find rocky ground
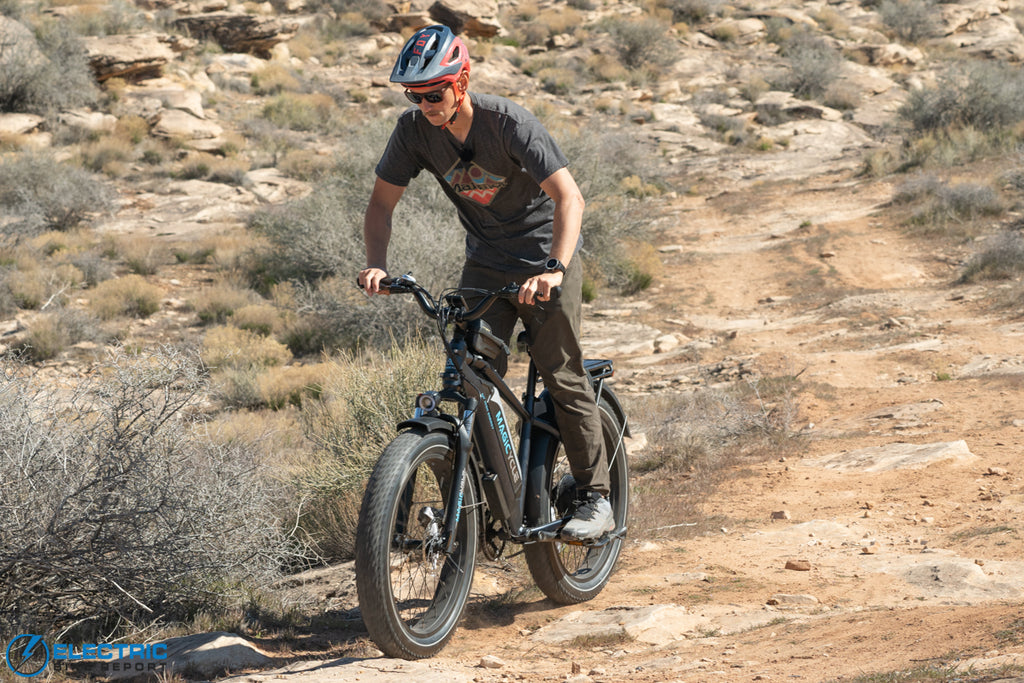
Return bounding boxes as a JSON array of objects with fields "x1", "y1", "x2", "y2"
[
  {"x1": 4, "y1": 1, "x2": 1024, "y2": 681},
  {"x1": 197, "y1": 170, "x2": 1024, "y2": 683}
]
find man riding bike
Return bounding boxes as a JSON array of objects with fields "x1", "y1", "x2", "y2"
[{"x1": 357, "y1": 24, "x2": 612, "y2": 541}]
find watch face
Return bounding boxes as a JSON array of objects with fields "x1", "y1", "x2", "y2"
[{"x1": 545, "y1": 258, "x2": 564, "y2": 272}]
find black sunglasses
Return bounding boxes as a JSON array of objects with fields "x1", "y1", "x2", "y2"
[{"x1": 404, "y1": 83, "x2": 452, "y2": 104}]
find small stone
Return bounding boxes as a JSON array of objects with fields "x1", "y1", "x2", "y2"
[
  {"x1": 480, "y1": 655, "x2": 505, "y2": 669},
  {"x1": 862, "y1": 545, "x2": 879, "y2": 555},
  {"x1": 987, "y1": 467, "x2": 1009, "y2": 476},
  {"x1": 975, "y1": 559, "x2": 985, "y2": 567},
  {"x1": 785, "y1": 559, "x2": 812, "y2": 571},
  {"x1": 571, "y1": 661, "x2": 581, "y2": 675},
  {"x1": 771, "y1": 510, "x2": 791, "y2": 520},
  {"x1": 819, "y1": 251, "x2": 837, "y2": 258}
]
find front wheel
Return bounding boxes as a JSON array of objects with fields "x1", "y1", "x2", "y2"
[
  {"x1": 355, "y1": 431, "x2": 478, "y2": 659},
  {"x1": 524, "y1": 395, "x2": 629, "y2": 604}
]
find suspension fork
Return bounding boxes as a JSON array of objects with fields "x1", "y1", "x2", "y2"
[{"x1": 444, "y1": 397, "x2": 476, "y2": 556}]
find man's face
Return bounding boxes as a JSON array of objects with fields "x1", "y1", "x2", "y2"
[{"x1": 406, "y1": 76, "x2": 464, "y2": 126}]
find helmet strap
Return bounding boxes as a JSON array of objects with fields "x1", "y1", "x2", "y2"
[{"x1": 441, "y1": 73, "x2": 469, "y2": 131}]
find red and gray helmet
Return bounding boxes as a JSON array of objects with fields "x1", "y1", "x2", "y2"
[{"x1": 390, "y1": 25, "x2": 470, "y2": 88}]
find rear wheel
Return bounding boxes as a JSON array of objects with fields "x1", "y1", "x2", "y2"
[
  {"x1": 524, "y1": 395, "x2": 629, "y2": 603},
  {"x1": 355, "y1": 431, "x2": 478, "y2": 659}
]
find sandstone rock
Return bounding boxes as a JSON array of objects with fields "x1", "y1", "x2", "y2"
[
  {"x1": 771, "y1": 510, "x2": 791, "y2": 520},
  {"x1": 83, "y1": 33, "x2": 191, "y2": 82},
  {"x1": 151, "y1": 109, "x2": 223, "y2": 140},
  {"x1": 479, "y1": 655, "x2": 505, "y2": 669},
  {"x1": 767, "y1": 593, "x2": 819, "y2": 605},
  {"x1": 173, "y1": 12, "x2": 297, "y2": 57},
  {"x1": 801, "y1": 440, "x2": 977, "y2": 473},
  {"x1": 945, "y1": 13, "x2": 1024, "y2": 61},
  {"x1": 77, "y1": 632, "x2": 272, "y2": 680},
  {"x1": 58, "y1": 109, "x2": 118, "y2": 133},
  {"x1": 846, "y1": 43, "x2": 924, "y2": 67},
  {"x1": 785, "y1": 559, "x2": 811, "y2": 571},
  {"x1": 0, "y1": 113, "x2": 44, "y2": 136},
  {"x1": 429, "y1": 0, "x2": 503, "y2": 38}
]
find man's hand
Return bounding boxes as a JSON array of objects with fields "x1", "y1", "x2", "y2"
[
  {"x1": 519, "y1": 271, "x2": 563, "y2": 305},
  {"x1": 358, "y1": 267, "x2": 390, "y2": 296}
]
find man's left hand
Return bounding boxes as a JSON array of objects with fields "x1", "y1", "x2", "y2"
[{"x1": 519, "y1": 271, "x2": 563, "y2": 305}]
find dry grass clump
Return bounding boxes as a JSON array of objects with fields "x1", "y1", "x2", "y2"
[
  {"x1": 192, "y1": 280, "x2": 260, "y2": 325},
  {"x1": 257, "y1": 363, "x2": 326, "y2": 410},
  {"x1": 201, "y1": 325, "x2": 292, "y2": 370},
  {"x1": 892, "y1": 174, "x2": 1005, "y2": 237},
  {"x1": 231, "y1": 303, "x2": 284, "y2": 337},
  {"x1": 261, "y1": 92, "x2": 340, "y2": 133},
  {"x1": 14, "y1": 308, "x2": 111, "y2": 362},
  {"x1": 959, "y1": 228, "x2": 1024, "y2": 284},
  {"x1": 294, "y1": 338, "x2": 440, "y2": 560},
  {"x1": 109, "y1": 234, "x2": 168, "y2": 275},
  {"x1": 628, "y1": 373, "x2": 799, "y2": 538},
  {"x1": 87, "y1": 274, "x2": 162, "y2": 319}
]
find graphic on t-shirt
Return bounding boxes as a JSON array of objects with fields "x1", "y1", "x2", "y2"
[{"x1": 444, "y1": 160, "x2": 507, "y2": 206}]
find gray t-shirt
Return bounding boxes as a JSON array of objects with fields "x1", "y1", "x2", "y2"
[{"x1": 375, "y1": 92, "x2": 580, "y2": 273}]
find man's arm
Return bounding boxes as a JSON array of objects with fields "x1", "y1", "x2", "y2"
[
  {"x1": 359, "y1": 177, "x2": 406, "y2": 295},
  {"x1": 519, "y1": 167, "x2": 585, "y2": 305}
]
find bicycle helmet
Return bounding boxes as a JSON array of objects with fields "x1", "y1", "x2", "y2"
[{"x1": 390, "y1": 25, "x2": 470, "y2": 88}]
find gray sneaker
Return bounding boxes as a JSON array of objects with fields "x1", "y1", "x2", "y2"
[{"x1": 561, "y1": 493, "x2": 615, "y2": 541}]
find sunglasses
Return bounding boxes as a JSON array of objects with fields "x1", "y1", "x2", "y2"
[{"x1": 404, "y1": 83, "x2": 452, "y2": 104}]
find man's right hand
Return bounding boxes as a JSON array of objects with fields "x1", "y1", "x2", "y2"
[{"x1": 358, "y1": 267, "x2": 390, "y2": 296}]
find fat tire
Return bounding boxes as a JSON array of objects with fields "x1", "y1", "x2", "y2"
[
  {"x1": 355, "y1": 431, "x2": 478, "y2": 659},
  {"x1": 524, "y1": 395, "x2": 629, "y2": 604}
]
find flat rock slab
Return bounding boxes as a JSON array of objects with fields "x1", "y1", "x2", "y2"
[
  {"x1": 220, "y1": 657, "x2": 473, "y2": 683},
  {"x1": 800, "y1": 440, "x2": 976, "y2": 472},
  {"x1": 860, "y1": 551, "x2": 1024, "y2": 602},
  {"x1": 529, "y1": 604, "x2": 709, "y2": 646}
]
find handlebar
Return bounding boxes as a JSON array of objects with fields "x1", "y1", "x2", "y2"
[{"x1": 357, "y1": 273, "x2": 560, "y2": 322}]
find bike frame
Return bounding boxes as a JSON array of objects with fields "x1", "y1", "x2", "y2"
[{"x1": 383, "y1": 275, "x2": 628, "y2": 551}]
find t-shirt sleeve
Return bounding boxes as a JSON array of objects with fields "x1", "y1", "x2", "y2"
[
  {"x1": 507, "y1": 112, "x2": 569, "y2": 186},
  {"x1": 375, "y1": 117, "x2": 422, "y2": 187}
]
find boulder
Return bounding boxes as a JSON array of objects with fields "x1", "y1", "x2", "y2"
[
  {"x1": 151, "y1": 109, "x2": 223, "y2": 140},
  {"x1": 0, "y1": 113, "x2": 45, "y2": 136},
  {"x1": 429, "y1": 0, "x2": 503, "y2": 38},
  {"x1": 83, "y1": 33, "x2": 195, "y2": 82},
  {"x1": 173, "y1": 12, "x2": 297, "y2": 57}
]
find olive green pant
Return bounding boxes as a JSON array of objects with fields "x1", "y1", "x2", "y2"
[{"x1": 459, "y1": 257, "x2": 610, "y2": 496}]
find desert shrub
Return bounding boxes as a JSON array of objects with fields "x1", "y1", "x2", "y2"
[
  {"x1": 231, "y1": 303, "x2": 282, "y2": 337},
  {"x1": 261, "y1": 92, "x2": 339, "y2": 133},
  {"x1": 0, "y1": 153, "x2": 114, "y2": 233},
  {"x1": 192, "y1": 282, "x2": 258, "y2": 325},
  {"x1": 201, "y1": 325, "x2": 292, "y2": 370},
  {"x1": 296, "y1": 338, "x2": 440, "y2": 560},
  {"x1": 774, "y1": 28, "x2": 843, "y2": 99},
  {"x1": 894, "y1": 174, "x2": 1005, "y2": 234},
  {"x1": 660, "y1": 0, "x2": 723, "y2": 24},
  {"x1": 258, "y1": 364, "x2": 325, "y2": 410},
  {"x1": 629, "y1": 374, "x2": 797, "y2": 537},
  {"x1": 0, "y1": 348, "x2": 292, "y2": 635},
  {"x1": 113, "y1": 234, "x2": 167, "y2": 276},
  {"x1": 899, "y1": 61, "x2": 1024, "y2": 134},
  {"x1": 602, "y1": 16, "x2": 677, "y2": 71},
  {"x1": 247, "y1": 118, "x2": 463, "y2": 349},
  {"x1": 78, "y1": 135, "x2": 136, "y2": 176},
  {"x1": 0, "y1": 17, "x2": 98, "y2": 115},
  {"x1": 960, "y1": 229, "x2": 1024, "y2": 283},
  {"x1": 88, "y1": 274, "x2": 162, "y2": 319},
  {"x1": 878, "y1": 0, "x2": 939, "y2": 44}
]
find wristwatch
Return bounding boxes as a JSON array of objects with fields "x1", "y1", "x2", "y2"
[{"x1": 544, "y1": 257, "x2": 566, "y2": 274}]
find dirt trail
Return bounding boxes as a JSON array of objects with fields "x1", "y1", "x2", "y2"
[{"x1": 227, "y1": 172, "x2": 1024, "y2": 682}]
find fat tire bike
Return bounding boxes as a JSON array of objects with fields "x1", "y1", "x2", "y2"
[{"x1": 354, "y1": 274, "x2": 630, "y2": 659}]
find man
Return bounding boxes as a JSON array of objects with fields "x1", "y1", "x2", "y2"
[{"x1": 357, "y1": 24, "x2": 612, "y2": 541}]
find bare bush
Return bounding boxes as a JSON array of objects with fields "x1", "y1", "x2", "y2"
[
  {"x1": 878, "y1": 0, "x2": 939, "y2": 44},
  {"x1": 899, "y1": 61, "x2": 1024, "y2": 134},
  {"x1": 0, "y1": 16, "x2": 98, "y2": 115},
  {"x1": 603, "y1": 16, "x2": 677, "y2": 71},
  {"x1": 895, "y1": 175, "x2": 1004, "y2": 233},
  {"x1": 0, "y1": 153, "x2": 114, "y2": 234},
  {"x1": 0, "y1": 347, "x2": 294, "y2": 634},
  {"x1": 775, "y1": 29, "x2": 843, "y2": 100},
  {"x1": 960, "y1": 229, "x2": 1024, "y2": 283}
]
